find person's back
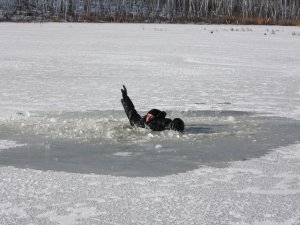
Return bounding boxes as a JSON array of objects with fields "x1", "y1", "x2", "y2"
[{"x1": 121, "y1": 85, "x2": 184, "y2": 132}]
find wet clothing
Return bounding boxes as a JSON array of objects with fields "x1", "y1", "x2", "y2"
[{"x1": 121, "y1": 95, "x2": 173, "y2": 131}]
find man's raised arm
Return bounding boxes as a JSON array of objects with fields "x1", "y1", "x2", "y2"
[{"x1": 121, "y1": 85, "x2": 144, "y2": 128}]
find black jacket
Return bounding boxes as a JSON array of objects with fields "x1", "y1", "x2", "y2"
[{"x1": 121, "y1": 95, "x2": 173, "y2": 131}]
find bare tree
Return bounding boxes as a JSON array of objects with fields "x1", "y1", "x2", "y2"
[{"x1": 0, "y1": 0, "x2": 300, "y2": 22}]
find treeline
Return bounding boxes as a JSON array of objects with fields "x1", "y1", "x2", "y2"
[{"x1": 0, "y1": 0, "x2": 300, "y2": 25}]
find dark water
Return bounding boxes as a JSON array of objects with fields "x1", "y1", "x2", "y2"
[{"x1": 0, "y1": 110, "x2": 299, "y2": 177}]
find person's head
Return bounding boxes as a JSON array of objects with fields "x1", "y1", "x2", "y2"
[
  {"x1": 170, "y1": 118, "x2": 185, "y2": 132},
  {"x1": 145, "y1": 109, "x2": 166, "y2": 123}
]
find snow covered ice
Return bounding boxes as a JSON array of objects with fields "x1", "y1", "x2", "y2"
[{"x1": 0, "y1": 23, "x2": 300, "y2": 224}]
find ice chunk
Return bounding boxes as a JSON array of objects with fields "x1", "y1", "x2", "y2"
[
  {"x1": 0, "y1": 140, "x2": 26, "y2": 151},
  {"x1": 155, "y1": 144, "x2": 163, "y2": 149}
]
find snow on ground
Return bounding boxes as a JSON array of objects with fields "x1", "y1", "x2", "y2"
[{"x1": 0, "y1": 23, "x2": 300, "y2": 224}]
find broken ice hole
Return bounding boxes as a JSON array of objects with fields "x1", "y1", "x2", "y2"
[{"x1": 0, "y1": 110, "x2": 299, "y2": 177}]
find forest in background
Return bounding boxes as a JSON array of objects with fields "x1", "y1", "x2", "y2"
[{"x1": 0, "y1": 0, "x2": 300, "y2": 25}]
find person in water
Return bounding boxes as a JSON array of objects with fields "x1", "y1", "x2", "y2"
[{"x1": 121, "y1": 85, "x2": 184, "y2": 132}]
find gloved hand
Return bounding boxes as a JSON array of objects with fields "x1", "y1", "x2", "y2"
[
  {"x1": 170, "y1": 118, "x2": 185, "y2": 132},
  {"x1": 120, "y1": 85, "x2": 136, "y2": 116},
  {"x1": 121, "y1": 85, "x2": 128, "y2": 99}
]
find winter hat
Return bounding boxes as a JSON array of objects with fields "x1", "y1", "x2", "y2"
[{"x1": 147, "y1": 109, "x2": 166, "y2": 119}]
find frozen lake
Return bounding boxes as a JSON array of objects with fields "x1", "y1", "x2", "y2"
[{"x1": 0, "y1": 23, "x2": 300, "y2": 224}]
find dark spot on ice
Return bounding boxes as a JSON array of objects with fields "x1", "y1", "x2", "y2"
[{"x1": 217, "y1": 102, "x2": 231, "y2": 105}]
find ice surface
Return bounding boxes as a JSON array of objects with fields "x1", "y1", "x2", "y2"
[
  {"x1": 0, "y1": 23, "x2": 300, "y2": 224},
  {"x1": 0, "y1": 23, "x2": 299, "y2": 119}
]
